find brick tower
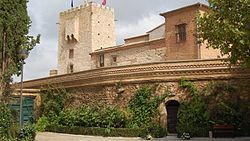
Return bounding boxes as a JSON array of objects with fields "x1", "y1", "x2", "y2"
[{"x1": 57, "y1": 1, "x2": 116, "y2": 74}]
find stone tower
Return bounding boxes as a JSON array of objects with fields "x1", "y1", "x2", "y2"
[{"x1": 57, "y1": 2, "x2": 116, "y2": 74}]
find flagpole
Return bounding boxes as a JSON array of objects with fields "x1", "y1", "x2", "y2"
[{"x1": 71, "y1": 0, "x2": 74, "y2": 8}]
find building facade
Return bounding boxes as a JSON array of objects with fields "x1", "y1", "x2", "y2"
[
  {"x1": 17, "y1": 2, "x2": 250, "y2": 133},
  {"x1": 57, "y1": 2, "x2": 221, "y2": 75},
  {"x1": 57, "y1": 2, "x2": 116, "y2": 74}
]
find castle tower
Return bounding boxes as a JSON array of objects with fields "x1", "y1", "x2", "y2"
[{"x1": 57, "y1": 2, "x2": 116, "y2": 74}]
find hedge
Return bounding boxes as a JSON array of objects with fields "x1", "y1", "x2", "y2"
[
  {"x1": 46, "y1": 125, "x2": 144, "y2": 137},
  {"x1": 46, "y1": 125, "x2": 167, "y2": 138}
]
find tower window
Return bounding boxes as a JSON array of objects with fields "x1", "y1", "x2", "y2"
[
  {"x1": 99, "y1": 54, "x2": 104, "y2": 67},
  {"x1": 111, "y1": 55, "x2": 117, "y2": 66},
  {"x1": 69, "y1": 49, "x2": 74, "y2": 59},
  {"x1": 176, "y1": 23, "x2": 187, "y2": 43},
  {"x1": 112, "y1": 56, "x2": 117, "y2": 63},
  {"x1": 69, "y1": 64, "x2": 74, "y2": 73}
]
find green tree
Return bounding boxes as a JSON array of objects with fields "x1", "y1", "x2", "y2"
[
  {"x1": 0, "y1": 0, "x2": 40, "y2": 97},
  {"x1": 197, "y1": 0, "x2": 250, "y2": 67}
]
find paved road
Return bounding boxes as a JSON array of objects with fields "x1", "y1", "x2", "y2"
[{"x1": 36, "y1": 132, "x2": 250, "y2": 141}]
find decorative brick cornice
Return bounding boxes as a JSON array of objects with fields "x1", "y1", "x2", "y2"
[{"x1": 14, "y1": 59, "x2": 250, "y2": 89}]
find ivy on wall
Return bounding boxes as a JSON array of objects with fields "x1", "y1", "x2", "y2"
[{"x1": 177, "y1": 78, "x2": 250, "y2": 137}]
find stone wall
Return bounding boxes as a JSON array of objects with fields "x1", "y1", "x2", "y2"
[
  {"x1": 91, "y1": 38, "x2": 166, "y2": 68},
  {"x1": 15, "y1": 59, "x2": 250, "y2": 128},
  {"x1": 57, "y1": 2, "x2": 116, "y2": 74},
  {"x1": 65, "y1": 78, "x2": 250, "y2": 128}
]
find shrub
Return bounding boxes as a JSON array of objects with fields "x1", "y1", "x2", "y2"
[
  {"x1": 0, "y1": 103, "x2": 15, "y2": 138},
  {"x1": 39, "y1": 85, "x2": 68, "y2": 117},
  {"x1": 128, "y1": 85, "x2": 167, "y2": 129},
  {"x1": 46, "y1": 125, "x2": 144, "y2": 137},
  {"x1": 35, "y1": 116, "x2": 50, "y2": 132},
  {"x1": 140, "y1": 122, "x2": 167, "y2": 138},
  {"x1": 18, "y1": 123, "x2": 36, "y2": 141},
  {"x1": 177, "y1": 78, "x2": 210, "y2": 137}
]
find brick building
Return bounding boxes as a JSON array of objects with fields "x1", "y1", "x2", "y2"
[
  {"x1": 57, "y1": 2, "x2": 221, "y2": 75},
  {"x1": 16, "y1": 2, "x2": 250, "y2": 133}
]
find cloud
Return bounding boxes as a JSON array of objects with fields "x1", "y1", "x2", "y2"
[{"x1": 116, "y1": 14, "x2": 164, "y2": 44}]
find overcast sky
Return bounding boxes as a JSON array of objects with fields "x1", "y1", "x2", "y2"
[{"x1": 14, "y1": 0, "x2": 208, "y2": 82}]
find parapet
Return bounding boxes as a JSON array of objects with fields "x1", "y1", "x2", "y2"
[{"x1": 59, "y1": 2, "x2": 114, "y2": 16}]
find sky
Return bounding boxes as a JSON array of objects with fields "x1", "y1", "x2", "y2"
[{"x1": 14, "y1": 0, "x2": 208, "y2": 82}]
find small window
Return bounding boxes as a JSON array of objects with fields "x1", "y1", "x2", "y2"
[
  {"x1": 111, "y1": 55, "x2": 117, "y2": 66},
  {"x1": 99, "y1": 54, "x2": 104, "y2": 67},
  {"x1": 69, "y1": 64, "x2": 74, "y2": 73},
  {"x1": 176, "y1": 24, "x2": 187, "y2": 43},
  {"x1": 98, "y1": 33, "x2": 100, "y2": 36},
  {"x1": 67, "y1": 35, "x2": 70, "y2": 41},
  {"x1": 69, "y1": 49, "x2": 74, "y2": 59},
  {"x1": 112, "y1": 56, "x2": 117, "y2": 63}
]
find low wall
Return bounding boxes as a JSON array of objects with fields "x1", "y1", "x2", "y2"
[
  {"x1": 13, "y1": 59, "x2": 250, "y2": 128},
  {"x1": 14, "y1": 59, "x2": 250, "y2": 89}
]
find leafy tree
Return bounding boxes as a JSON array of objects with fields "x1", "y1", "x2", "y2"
[
  {"x1": 0, "y1": 0, "x2": 40, "y2": 97},
  {"x1": 197, "y1": 0, "x2": 250, "y2": 67}
]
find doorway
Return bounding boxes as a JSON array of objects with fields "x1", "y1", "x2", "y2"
[{"x1": 166, "y1": 100, "x2": 180, "y2": 133}]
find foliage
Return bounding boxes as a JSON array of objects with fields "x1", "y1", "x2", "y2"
[
  {"x1": 39, "y1": 85, "x2": 68, "y2": 117},
  {"x1": 46, "y1": 125, "x2": 145, "y2": 137},
  {"x1": 36, "y1": 103, "x2": 127, "y2": 133},
  {"x1": 35, "y1": 116, "x2": 50, "y2": 132},
  {"x1": 18, "y1": 123, "x2": 36, "y2": 141},
  {"x1": 0, "y1": 103, "x2": 35, "y2": 140},
  {"x1": 0, "y1": 0, "x2": 40, "y2": 96},
  {"x1": 0, "y1": 102, "x2": 15, "y2": 138},
  {"x1": 178, "y1": 79, "x2": 250, "y2": 137},
  {"x1": 128, "y1": 85, "x2": 167, "y2": 129},
  {"x1": 197, "y1": 0, "x2": 250, "y2": 67},
  {"x1": 210, "y1": 102, "x2": 242, "y2": 126},
  {"x1": 177, "y1": 78, "x2": 210, "y2": 137},
  {"x1": 140, "y1": 122, "x2": 167, "y2": 138},
  {"x1": 58, "y1": 104, "x2": 127, "y2": 129},
  {"x1": 36, "y1": 85, "x2": 168, "y2": 138},
  {"x1": 203, "y1": 81, "x2": 242, "y2": 127}
]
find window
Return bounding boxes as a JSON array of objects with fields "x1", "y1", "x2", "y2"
[
  {"x1": 111, "y1": 55, "x2": 117, "y2": 66},
  {"x1": 69, "y1": 49, "x2": 74, "y2": 59},
  {"x1": 112, "y1": 56, "x2": 117, "y2": 63},
  {"x1": 176, "y1": 24, "x2": 187, "y2": 43},
  {"x1": 70, "y1": 64, "x2": 74, "y2": 73},
  {"x1": 99, "y1": 54, "x2": 104, "y2": 67}
]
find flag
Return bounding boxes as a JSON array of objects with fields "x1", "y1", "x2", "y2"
[
  {"x1": 71, "y1": 0, "x2": 74, "y2": 8},
  {"x1": 102, "y1": 0, "x2": 106, "y2": 6}
]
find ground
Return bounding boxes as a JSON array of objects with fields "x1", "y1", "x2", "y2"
[{"x1": 36, "y1": 132, "x2": 250, "y2": 141}]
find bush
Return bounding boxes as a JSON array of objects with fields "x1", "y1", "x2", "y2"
[
  {"x1": 35, "y1": 116, "x2": 50, "y2": 132},
  {"x1": 128, "y1": 85, "x2": 167, "y2": 128},
  {"x1": 177, "y1": 79, "x2": 210, "y2": 137},
  {"x1": 46, "y1": 125, "x2": 144, "y2": 137},
  {"x1": 57, "y1": 104, "x2": 127, "y2": 128},
  {"x1": 0, "y1": 103, "x2": 15, "y2": 138},
  {"x1": 18, "y1": 123, "x2": 36, "y2": 141},
  {"x1": 140, "y1": 123, "x2": 167, "y2": 138},
  {"x1": 39, "y1": 85, "x2": 68, "y2": 117}
]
